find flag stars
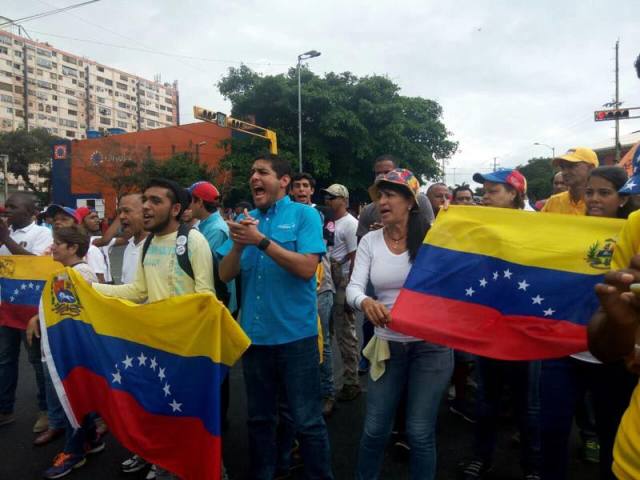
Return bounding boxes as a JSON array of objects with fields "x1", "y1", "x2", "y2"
[
  {"x1": 158, "y1": 367, "x2": 166, "y2": 381},
  {"x1": 122, "y1": 355, "x2": 133, "y2": 369},
  {"x1": 13, "y1": 288, "x2": 18, "y2": 295},
  {"x1": 149, "y1": 357, "x2": 157, "y2": 371},
  {"x1": 543, "y1": 308, "x2": 556, "y2": 317},
  {"x1": 112, "y1": 370, "x2": 122, "y2": 384},
  {"x1": 28, "y1": 282, "x2": 34, "y2": 289},
  {"x1": 163, "y1": 383, "x2": 171, "y2": 397},
  {"x1": 35, "y1": 284, "x2": 41, "y2": 291},
  {"x1": 9, "y1": 296, "x2": 14, "y2": 302},
  {"x1": 20, "y1": 284, "x2": 26, "y2": 290},
  {"x1": 137, "y1": 352, "x2": 147, "y2": 366},
  {"x1": 169, "y1": 399, "x2": 182, "y2": 413},
  {"x1": 479, "y1": 278, "x2": 488, "y2": 287},
  {"x1": 465, "y1": 287, "x2": 475, "y2": 297},
  {"x1": 532, "y1": 295, "x2": 544, "y2": 305},
  {"x1": 492, "y1": 271, "x2": 499, "y2": 281},
  {"x1": 503, "y1": 269, "x2": 513, "y2": 279},
  {"x1": 517, "y1": 280, "x2": 530, "y2": 291}
]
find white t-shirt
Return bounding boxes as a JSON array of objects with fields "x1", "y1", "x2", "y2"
[
  {"x1": 329, "y1": 214, "x2": 358, "y2": 276},
  {"x1": 346, "y1": 228, "x2": 420, "y2": 343},
  {"x1": 90, "y1": 236, "x2": 116, "y2": 282},
  {"x1": 121, "y1": 237, "x2": 145, "y2": 284},
  {"x1": 86, "y1": 244, "x2": 107, "y2": 280},
  {"x1": 0, "y1": 222, "x2": 52, "y2": 255}
]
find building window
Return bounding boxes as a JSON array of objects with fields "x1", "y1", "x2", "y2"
[
  {"x1": 97, "y1": 66, "x2": 104, "y2": 72},
  {"x1": 117, "y1": 121, "x2": 127, "y2": 128},
  {"x1": 104, "y1": 78, "x2": 113, "y2": 86},
  {"x1": 0, "y1": 82, "x2": 12, "y2": 92},
  {"x1": 66, "y1": 130, "x2": 75, "y2": 138},
  {"x1": 99, "y1": 116, "x2": 110, "y2": 125},
  {"x1": 36, "y1": 58, "x2": 52, "y2": 68},
  {"x1": 116, "y1": 82, "x2": 127, "y2": 90},
  {"x1": 62, "y1": 66, "x2": 77, "y2": 77},
  {"x1": 68, "y1": 109, "x2": 77, "y2": 116}
]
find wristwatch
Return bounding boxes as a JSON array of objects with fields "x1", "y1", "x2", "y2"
[{"x1": 257, "y1": 237, "x2": 271, "y2": 251}]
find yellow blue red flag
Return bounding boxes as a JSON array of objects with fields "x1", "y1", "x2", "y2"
[
  {"x1": 0, "y1": 255, "x2": 61, "y2": 329},
  {"x1": 41, "y1": 268, "x2": 251, "y2": 480},
  {"x1": 391, "y1": 206, "x2": 624, "y2": 360}
]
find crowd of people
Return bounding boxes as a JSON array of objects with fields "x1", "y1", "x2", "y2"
[{"x1": 0, "y1": 147, "x2": 640, "y2": 480}]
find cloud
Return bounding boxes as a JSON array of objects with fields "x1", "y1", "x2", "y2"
[{"x1": 6, "y1": 0, "x2": 640, "y2": 187}]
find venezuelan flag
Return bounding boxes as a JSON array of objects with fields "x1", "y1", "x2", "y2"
[
  {"x1": 41, "y1": 268, "x2": 250, "y2": 480},
  {"x1": 391, "y1": 206, "x2": 625, "y2": 360},
  {"x1": 0, "y1": 256, "x2": 61, "y2": 329}
]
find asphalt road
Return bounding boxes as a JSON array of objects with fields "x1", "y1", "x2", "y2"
[{"x1": 0, "y1": 247, "x2": 599, "y2": 479}]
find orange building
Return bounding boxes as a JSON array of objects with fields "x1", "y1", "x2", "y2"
[{"x1": 51, "y1": 122, "x2": 231, "y2": 218}]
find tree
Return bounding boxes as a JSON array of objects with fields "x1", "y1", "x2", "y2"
[
  {"x1": 517, "y1": 157, "x2": 555, "y2": 201},
  {"x1": 0, "y1": 127, "x2": 63, "y2": 201},
  {"x1": 218, "y1": 66, "x2": 458, "y2": 204}
]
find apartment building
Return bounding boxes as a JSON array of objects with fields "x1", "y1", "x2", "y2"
[{"x1": 0, "y1": 29, "x2": 179, "y2": 140}]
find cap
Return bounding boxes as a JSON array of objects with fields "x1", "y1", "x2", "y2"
[
  {"x1": 74, "y1": 206, "x2": 94, "y2": 223},
  {"x1": 619, "y1": 146, "x2": 640, "y2": 195},
  {"x1": 553, "y1": 147, "x2": 599, "y2": 168},
  {"x1": 473, "y1": 168, "x2": 527, "y2": 194},
  {"x1": 368, "y1": 168, "x2": 420, "y2": 202},
  {"x1": 188, "y1": 181, "x2": 220, "y2": 202},
  {"x1": 322, "y1": 184, "x2": 349, "y2": 199},
  {"x1": 45, "y1": 204, "x2": 80, "y2": 223}
]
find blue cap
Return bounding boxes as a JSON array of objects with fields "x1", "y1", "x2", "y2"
[
  {"x1": 45, "y1": 204, "x2": 79, "y2": 223},
  {"x1": 473, "y1": 168, "x2": 527, "y2": 194},
  {"x1": 619, "y1": 146, "x2": 640, "y2": 195}
]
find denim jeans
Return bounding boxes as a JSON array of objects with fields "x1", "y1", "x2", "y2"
[
  {"x1": 0, "y1": 325, "x2": 47, "y2": 413},
  {"x1": 474, "y1": 357, "x2": 541, "y2": 472},
  {"x1": 540, "y1": 357, "x2": 637, "y2": 480},
  {"x1": 43, "y1": 361, "x2": 67, "y2": 430},
  {"x1": 64, "y1": 412, "x2": 98, "y2": 456},
  {"x1": 243, "y1": 336, "x2": 333, "y2": 480},
  {"x1": 356, "y1": 340, "x2": 453, "y2": 480},
  {"x1": 318, "y1": 290, "x2": 335, "y2": 399}
]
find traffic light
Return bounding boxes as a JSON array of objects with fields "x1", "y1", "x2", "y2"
[
  {"x1": 594, "y1": 108, "x2": 630, "y2": 121},
  {"x1": 227, "y1": 118, "x2": 244, "y2": 129},
  {"x1": 193, "y1": 106, "x2": 227, "y2": 127}
]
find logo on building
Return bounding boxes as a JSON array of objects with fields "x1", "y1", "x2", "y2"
[
  {"x1": 53, "y1": 144, "x2": 68, "y2": 160},
  {"x1": 90, "y1": 151, "x2": 103, "y2": 165}
]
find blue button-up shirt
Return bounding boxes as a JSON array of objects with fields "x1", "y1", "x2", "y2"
[
  {"x1": 197, "y1": 211, "x2": 237, "y2": 313},
  {"x1": 218, "y1": 195, "x2": 325, "y2": 345}
]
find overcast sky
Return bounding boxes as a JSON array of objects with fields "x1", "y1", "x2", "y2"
[{"x1": 5, "y1": 0, "x2": 640, "y2": 186}]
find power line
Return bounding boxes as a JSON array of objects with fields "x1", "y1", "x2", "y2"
[
  {"x1": 25, "y1": 29, "x2": 289, "y2": 67},
  {"x1": 0, "y1": 0, "x2": 100, "y2": 27}
]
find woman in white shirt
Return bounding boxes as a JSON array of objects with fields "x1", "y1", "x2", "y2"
[{"x1": 347, "y1": 169, "x2": 453, "y2": 480}]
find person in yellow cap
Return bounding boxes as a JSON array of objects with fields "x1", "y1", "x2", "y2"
[{"x1": 542, "y1": 147, "x2": 599, "y2": 215}]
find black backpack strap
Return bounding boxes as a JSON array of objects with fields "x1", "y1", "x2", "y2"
[
  {"x1": 140, "y1": 233, "x2": 155, "y2": 265},
  {"x1": 176, "y1": 223, "x2": 195, "y2": 280}
]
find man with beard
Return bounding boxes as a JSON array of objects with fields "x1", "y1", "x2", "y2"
[
  {"x1": 0, "y1": 193, "x2": 52, "y2": 432},
  {"x1": 219, "y1": 154, "x2": 333, "y2": 479},
  {"x1": 93, "y1": 179, "x2": 214, "y2": 480}
]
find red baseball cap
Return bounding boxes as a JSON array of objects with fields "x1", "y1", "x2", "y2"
[
  {"x1": 188, "y1": 181, "x2": 220, "y2": 202},
  {"x1": 75, "y1": 206, "x2": 94, "y2": 223}
]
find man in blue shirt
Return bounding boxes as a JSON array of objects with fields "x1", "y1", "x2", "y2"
[{"x1": 219, "y1": 154, "x2": 333, "y2": 480}]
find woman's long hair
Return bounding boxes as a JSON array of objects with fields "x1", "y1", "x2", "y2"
[
  {"x1": 378, "y1": 183, "x2": 429, "y2": 263},
  {"x1": 588, "y1": 166, "x2": 637, "y2": 219}
]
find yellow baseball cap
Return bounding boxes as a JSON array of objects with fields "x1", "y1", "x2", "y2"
[{"x1": 553, "y1": 147, "x2": 599, "y2": 168}]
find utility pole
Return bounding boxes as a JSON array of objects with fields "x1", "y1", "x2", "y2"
[
  {"x1": 615, "y1": 40, "x2": 621, "y2": 162},
  {"x1": 492, "y1": 157, "x2": 499, "y2": 172}
]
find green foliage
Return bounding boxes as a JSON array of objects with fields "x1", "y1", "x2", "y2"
[
  {"x1": 517, "y1": 157, "x2": 556, "y2": 201},
  {"x1": 142, "y1": 153, "x2": 216, "y2": 187},
  {"x1": 217, "y1": 66, "x2": 458, "y2": 204},
  {"x1": 0, "y1": 127, "x2": 63, "y2": 201}
]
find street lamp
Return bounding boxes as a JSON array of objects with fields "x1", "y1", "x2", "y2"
[
  {"x1": 533, "y1": 142, "x2": 556, "y2": 160},
  {"x1": 297, "y1": 49, "x2": 321, "y2": 172}
]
